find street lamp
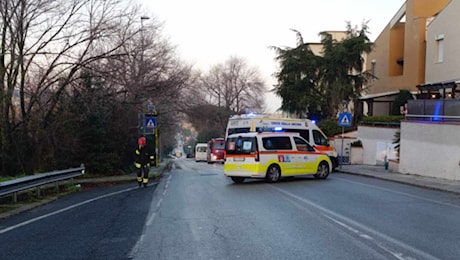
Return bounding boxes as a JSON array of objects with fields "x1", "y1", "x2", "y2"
[
  {"x1": 140, "y1": 16, "x2": 150, "y2": 55},
  {"x1": 139, "y1": 15, "x2": 150, "y2": 100}
]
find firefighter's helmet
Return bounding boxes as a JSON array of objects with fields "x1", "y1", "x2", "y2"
[{"x1": 138, "y1": 137, "x2": 146, "y2": 146}]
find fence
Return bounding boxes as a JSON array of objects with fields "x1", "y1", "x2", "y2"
[
  {"x1": 407, "y1": 99, "x2": 460, "y2": 121},
  {"x1": 0, "y1": 164, "x2": 85, "y2": 203}
]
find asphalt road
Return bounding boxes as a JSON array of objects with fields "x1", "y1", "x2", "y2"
[
  {"x1": 135, "y1": 159, "x2": 460, "y2": 259},
  {"x1": 2, "y1": 158, "x2": 460, "y2": 259},
  {"x1": 0, "y1": 181, "x2": 157, "y2": 259}
]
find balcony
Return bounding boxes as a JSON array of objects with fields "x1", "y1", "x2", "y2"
[{"x1": 406, "y1": 99, "x2": 460, "y2": 121}]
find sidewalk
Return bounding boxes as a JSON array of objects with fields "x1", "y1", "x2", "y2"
[{"x1": 336, "y1": 164, "x2": 460, "y2": 195}]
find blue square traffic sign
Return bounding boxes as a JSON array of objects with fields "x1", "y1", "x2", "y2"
[
  {"x1": 338, "y1": 113, "x2": 352, "y2": 127},
  {"x1": 145, "y1": 117, "x2": 156, "y2": 128}
]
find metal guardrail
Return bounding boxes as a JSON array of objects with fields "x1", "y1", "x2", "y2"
[{"x1": 0, "y1": 164, "x2": 85, "y2": 203}]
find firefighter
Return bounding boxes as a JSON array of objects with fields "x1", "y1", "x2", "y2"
[{"x1": 134, "y1": 136, "x2": 154, "y2": 187}]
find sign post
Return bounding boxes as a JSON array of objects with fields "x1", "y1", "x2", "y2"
[
  {"x1": 142, "y1": 104, "x2": 158, "y2": 167},
  {"x1": 338, "y1": 111, "x2": 352, "y2": 169}
]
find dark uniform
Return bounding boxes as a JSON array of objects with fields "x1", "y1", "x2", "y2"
[{"x1": 134, "y1": 137, "x2": 154, "y2": 187}]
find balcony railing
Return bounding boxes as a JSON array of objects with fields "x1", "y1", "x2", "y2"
[{"x1": 406, "y1": 99, "x2": 460, "y2": 121}]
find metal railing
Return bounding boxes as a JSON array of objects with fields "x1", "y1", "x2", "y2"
[
  {"x1": 407, "y1": 99, "x2": 460, "y2": 121},
  {"x1": 0, "y1": 164, "x2": 85, "y2": 203}
]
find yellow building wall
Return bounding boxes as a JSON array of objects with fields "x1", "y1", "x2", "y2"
[
  {"x1": 365, "y1": 0, "x2": 450, "y2": 96},
  {"x1": 388, "y1": 23, "x2": 405, "y2": 77}
]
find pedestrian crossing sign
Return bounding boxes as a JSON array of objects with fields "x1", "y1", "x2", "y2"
[
  {"x1": 145, "y1": 117, "x2": 156, "y2": 128},
  {"x1": 338, "y1": 112, "x2": 352, "y2": 127}
]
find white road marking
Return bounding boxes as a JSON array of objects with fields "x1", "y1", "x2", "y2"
[
  {"x1": 269, "y1": 185, "x2": 440, "y2": 260},
  {"x1": 129, "y1": 173, "x2": 172, "y2": 258},
  {"x1": 0, "y1": 187, "x2": 137, "y2": 234}
]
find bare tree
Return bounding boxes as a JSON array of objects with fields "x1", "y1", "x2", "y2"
[
  {"x1": 199, "y1": 56, "x2": 266, "y2": 114},
  {"x1": 0, "y1": 0, "x2": 147, "y2": 174}
]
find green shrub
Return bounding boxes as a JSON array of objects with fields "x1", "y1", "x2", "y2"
[
  {"x1": 350, "y1": 140, "x2": 362, "y2": 147},
  {"x1": 317, "y1": 119, "x2": 355, "y2": 137},
  {"x1": 360, "y1": 115, "x2": 404, "y2": 127}
]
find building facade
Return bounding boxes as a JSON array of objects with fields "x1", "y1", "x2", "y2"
[
  {"x1": 361, "y1": 0, "x2": 450, "y2": 116},
  {"x1": 424, "y1": 0, "x2": 460, "y2": 98}
]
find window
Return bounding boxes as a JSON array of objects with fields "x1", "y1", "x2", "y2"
[
  {"x1": 262, "y1": 137, "x2": 292, "y2": 150},
  {"x1": 212, "y1": 141, "x2": 225, "y2": 149},
  {"x1": 226, "y1": 137, "x2": 256, "y2": 154},
  {"x1": 196, "y1": 147, "x2": 207, "y2": 152},
  {"x1": 371, "y1": 59, "x2": 377, "y2": 79},
  {"x1": 312, "y1": 130, "x2": 329, "y2": 146},
  {"x1": 294, "y1": 137, "x2": 315, "y2": 152},
  {"x1": 284, "y1": 129, "x2": 309, "y2": 141},
  {"x1": 227, "y1": 128, "x2": 250, "y2": 136},
  {"x1": 436, "y1": 34, "x2": 444, "y2": 63}
]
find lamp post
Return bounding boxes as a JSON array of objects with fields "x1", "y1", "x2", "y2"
[{"x1": 140, "y1": 16, "x2": 150, "y2": 65}]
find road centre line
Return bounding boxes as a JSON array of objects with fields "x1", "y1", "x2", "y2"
[
  {"x1": 268, "y1": 185, "x2": 439, "y2": 260},
  {"x1": 334, "y1": 176, "x2": 460, "y2": 209},
  {"x1": 0, "y1": 187, "x2": 137, "y2": 234},
  {"x1": 130, "y1": 173, "x2": 172, "y2": 258},
  {"x1": 323, "y1": 214, "x2": 407, "y2": 260}
]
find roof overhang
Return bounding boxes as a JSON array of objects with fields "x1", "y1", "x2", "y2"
[
  {"x1": 390, "y1": 3, "x2": 406, "y2": 28},
  {"x1": 359, "y1": 90, "x2": 400, "y2": 100},
  {"x1": 416, "y1": 80, "x2": 459, "y2": 92}
]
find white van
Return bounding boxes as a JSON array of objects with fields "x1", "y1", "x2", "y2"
[
  {"x1": 195, "y1": 143, "x2": 208, "y2": 162},
  {"x1": 225, "y1": 114, "x2": 339, "y2": 170},
  {"x1": 224, "y1": 132, "x2": 332, "y2": 183}
]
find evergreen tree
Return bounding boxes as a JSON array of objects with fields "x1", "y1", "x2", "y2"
[{"x1": 272, "y1": 23, "x2": 374, "y2": 123}]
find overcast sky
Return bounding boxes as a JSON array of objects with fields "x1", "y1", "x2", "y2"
[{"x1": 138, "y1": 0, "x2": 406, "y2": 113}]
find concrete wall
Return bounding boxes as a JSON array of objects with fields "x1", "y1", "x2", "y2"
[
  {"x1": 357, "y1": 126, "x2": 399, "y2": 165},
  {"x1": 400, "y1": 121, "x2": 460, "y2": 180}
]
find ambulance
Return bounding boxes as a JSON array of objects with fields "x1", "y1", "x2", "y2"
[
  {"x1": 224, "y1": 132, "x2": 332, "y2": 183},
  {"x1": 225, "y1": 114, "x2": 339, "y2": 169}
]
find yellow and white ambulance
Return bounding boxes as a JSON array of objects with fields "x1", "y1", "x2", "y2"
[
  {"x1": 224, "y1": 132, "x2": 332, "y2": 183},
  {"x1": 225, "y1": 114, "x2": 339, "y2": 170}
]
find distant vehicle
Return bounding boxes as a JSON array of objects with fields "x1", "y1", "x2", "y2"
[
  {"x1": 224, "y1": 132, "x2": 332, "y2": 183},
  {"x1": 207, "y1": 138, "x2": 225, "y2": 164},
  {"x1": 225, "y1": 113, "x2": 339, "y2": 170},
  {"x1": 195, "y1": 143, "x2": 208, "y2": 162}
]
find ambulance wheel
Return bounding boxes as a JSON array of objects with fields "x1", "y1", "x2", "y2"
[
  {"x1": 265, "y1": 165, "x2": 281, "y2": 183},
  {"x1": 231, "y1": 177, "x2": 245, "y2": 183},
  {"x1": 314, "y1": 161, "x2": 330, "y2": 179}
]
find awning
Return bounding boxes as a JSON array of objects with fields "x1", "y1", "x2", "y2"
[{"x1": 416, "y1": 80, "x2": 459, "y2": 91}]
